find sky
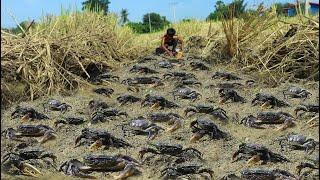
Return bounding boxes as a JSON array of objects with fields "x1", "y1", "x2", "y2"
[{"x1": 1, "y1": 0, "x2": 318, "y2": 28}]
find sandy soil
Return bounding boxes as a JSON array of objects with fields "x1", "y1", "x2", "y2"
[{"x1": 1, "y1": 56, "x2": 319, "y2": 180}]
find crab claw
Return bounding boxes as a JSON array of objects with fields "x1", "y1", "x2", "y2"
[
  {"x1": 114, "y1": 163, "x2": 140, "y2": 180},
  {"x1": 246, "y1": 155, "x2": 261, "y2": 166},
  {"x1": 189, "y1": 132, "x2": 204, "y2": 143},
  {"x1": 89, "y1": 139, "x2": 103, "y2": 151},
  {"x1": 151, "y1": 102, "x2": 161, "y2": 110},
  {"x1": 306, "y1": 115, "x2": 319, "y2": 128},
  {"x1": 166, "y1": 119, "x2": 182, "y2": 133},
  {"x1": 276, "y1": 120, "x2": 295, "y2": 131},
  {"x1": 38, "y1": 131, "x2": 57, "y2": 144},
  {"x1": 21, "y1": 113, "x2": 32, "y2": 122},
  {"x1": 260, "y1": 102, "x2": 272, "y2": 109},
  {"x1": 21, "y1": 162, "x2": 42, "y2": 177},
  {"x1": 218, "y1": 98, "x2": 227, "y2": 105}
]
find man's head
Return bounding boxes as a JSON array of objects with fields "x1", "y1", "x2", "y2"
[{"x1": 166, "y1": 28, "x2": 176, "y2": 37}]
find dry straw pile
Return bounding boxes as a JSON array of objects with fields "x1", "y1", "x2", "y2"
[{"x1": 1, "y1": 12, "x2": 153, "y2": 107}]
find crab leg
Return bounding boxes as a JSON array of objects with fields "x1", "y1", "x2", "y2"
[
  {"x1": 114, "y1": 163, "x2": 139, "y2": 180},
  {"x1": 306, "y1": 115, "x2": 319, "y2": 128},
  {"x1": 21, "y1": 162, "x2": 42, "y2": 177},
  {"x1": 246, "y1": 155, "x2": 261, "y2": 166},
  {"x1": 39, "y1": 131, "x2": 57, "y2": 144},
  {"x1": 167, "y1": 119, "x2": 182, "y2": 133},
  {"x1": 276, "y1": 120, "x2": 295, "y2": 131},
  {"x1": 89, "y1": 139, "x2": 103, "y2": 151},
  {"x1": 189, "y1": 132, "x2": 205, "y2": 143}
]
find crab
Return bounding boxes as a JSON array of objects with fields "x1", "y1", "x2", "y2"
[
  {"x1": 184, "y1": 105, "x2": 228, "y2": 121},
  {"x1": 212, "y1": 71, "x2": 241, "y2": 81},
  {"x1": 11, "y1": 106, "x2": 49, "y2": 122},
  {"x1": 275, "y1": 133, "x2": 318, "y2": 154},
  {"x1": 234, "y1": 169, "x2": 298, "y2": 180},
  {"x1": 90, "y1": 108, "x2": 128, "y2": 123},
  {"x1": 59, "y1": 154, "x2": 140, "y2": 179},
  {"x1": 189, "y1": 118, "x2": 228, "y2": 143},
  {"x1": 296, "y1": 156, "x2": 319, "y2": 176},
  {"x1": 156, "y1": 60, "x2": 174, "y2": 69},
  {"x1": 74, "y1": 128, "x2": 131, "y2": 151},
  {"x1": 160, "y1": 164, "x2": 214, "y2": 180},
  {"x1": 88, "y1": 99, "x2": 109, "y2": 111},
  {"x1": 175, "y1": 79, "x2": 202, "y2": 88},
  {"x1": 42, "y1": 99, "x2": 72, "y2": 113},
  {"x1": 93, "y1": 87, "x2": 114, "y2": 97},
  {"x1": 218, "y1": 88, "x2": 246, "y2": 104},
  {"x1": 206, "y1": 80, "x2": 256, "y2": 90},
  {"x1": 256, "y1": 111, "x2": 295, "y2": 131},
  {"x1": 139, "y1": 142, "x2": 203, "y2": 161},
  {"x1": 251, "y1": 93, "x2": 290, "y2": 108},
  {"x1": 1, "y1": 149, "x2": 56, "y2": 177},
  {"x1": 2, "y1": 125, "x2": 57, "y2": 144},
  {"x1": 294, "y1": 103, "x2": 319, "y2": 117},
  {"x1": 116, "y1": 95, "x2": 141, "y2": 106},
  {"x1": 189, "y1": 61, "x2": 210, "y2": 70},
  {"x1": 172, "y1": 87, "x2": 201, "y2": 101},
  {"x1": 283, "y1": 86, "x2": 312, "y2": 100},
  {"x1": 237, "y1": 114, "x2": 265, "y2": 129},
  {"x1": 90, "y1": 73, "x2": 120, "y2": 85},
  {"x1": 122, "y1": 77, "x2": 164, "y2": 92},
  {"x1": 54, "y1": 117, "x2": 85, "y2": 128},
  {"x1": 163, "y1": 72, "x2": 197, "y2": 81},
  {"x1": 129, "y1": 65, "x2": 158, "y2": 74},
  {"x1": 148, "y1": 112, "x2": 183, "y2": 132},
  {"x1": 232, "y1": 142, "x2": 289, "y2": 165},
  {"x1": 119, "y1": 116, "x2": 164, "y2": 140},
  {"x1": 141, "y1": 94, "x2": 179, "y2": 110}
]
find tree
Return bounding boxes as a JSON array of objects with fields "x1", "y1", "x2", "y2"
[
  {"x1": 206, "y1": 0, "x2": 247, "y2": 21},
  {"x1": 142, "y1": 13, "x2": 170, "y2": 32},
  {"x1": 82, "y1": 0, "x2": 110, "y2": 15},
  {"x1": 126, "y1": 22, "x2": 149, "y2": 33},
  {"x1": 120, "y1": 9, "x2": 129, "y2": 25},
  {"x1": 229, "y1": 0, "x2": 247, "y2": 18}
]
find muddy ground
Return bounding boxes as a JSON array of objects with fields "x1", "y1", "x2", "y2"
[{"x1": 1, "y1": 55, "x2": 319, "y2": 180}]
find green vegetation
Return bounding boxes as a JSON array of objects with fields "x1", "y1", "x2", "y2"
[
  {"x1": 82, "y1": 0, "x2": 110, "y2": 15},
  {"x1": 120, "y1": 9, "x2": 129, "y2": 25},
  {"x1": 127, "y1": 12, "x2": 170, "y2": 33}
]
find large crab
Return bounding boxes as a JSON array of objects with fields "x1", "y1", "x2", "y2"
[
  {"x1": 129, "y1": 65, "x2": 158, "y2": 74},
  {"x1": 275, "y1": 133, "x2": 318, "y2": 154},
  {"x1": 148, "y1": 112, "x2": 183, "y2": 132},
  {"x1": 184, "y1": 105, "x2": 228, "y2": 121},
  {"x1": 232, "y1": 142, "x2": 289, "y2": 165},
  {"x1": 251, "y1": 93, "x2": 290, "y2": 108},
  {"x1": 218, "y1": 88, "x2": 246, "y2": 104},
  {"x1": 117, "y1": 95, "x2": 141, "y2": 106},
  {"x1": 11, "y1": 106, "x2": 49, "y2": 122},
  {"x1": 141, "y1": 94, "x2": 179, "y2": 110},
  {"x1": 222, "y1": 169, "x2": 298, "y2": 180},
  {"x1": 75, "y1": 128, "x2": 131, "y2": 151},
  {"x1": 42, "y1": 99, "x2": 72, "y2": 113},
  {"x1": 139, "y1": 142, "x2": 203, "y2": 162},
  {"x1": 172, "y1": 87, "x2": 201, "y2": 101},
  {"x1": 189, "y1": 61, "x2": 210, "y2": 70},
  {"x1": 93, "y1": 87, "x2": 114, "y2": 97},
  {"x1": 283, "y1": 86, "x2": 312, "y2": 100},
  {"x1": 2, "y1": 148, "x2": 56, "y2": 177},
  {"x1": 212, "y1": 71, "x2": 241, "y2": 81},
  {"x1": 160, "y1": 164, "x2": 214, "y2": 180},
  {"x1": 119, "y1": 116, "x2": 164, "y2": 140},
  {"x1": 189, "y1": 118, "x2": 228, "y2": 143},
  {"x1": 90, "y1": 108, "x2": 128, "y2": 123},
  {"x1": 239, "y1": 111, "x2": 295, "y2": 131},
  {"x1": 2, "y1": 125, "x2": 57, "y2": 144},
  {"x1": 59, "y1": 154, "x2": 141, "y2": 179},
  {"x1": 163, "y1": 72, "x2": 197, "y2": 81}
]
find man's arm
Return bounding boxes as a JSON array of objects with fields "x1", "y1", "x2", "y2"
[
  {"x1": 176, "y1": 36, "x2": 184, "y2": 50},
  {"x1": 161, "y1": 37, "x2": 173, "y2": 56}
]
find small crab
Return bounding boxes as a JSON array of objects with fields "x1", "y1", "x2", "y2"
[
  {"x1": 294, "y1": 103, "x2": 319, "y2": 117},
  {"x1": 54, "y1": 117, "x2": 85, "y2": 128},
  {"x1": 90, "y1": 108, "x2": 128, "y2": 123},
  {"x1": 148, "y1": 112, "x2": 183, "y2": 132},
  {"x1": 212, "y1": 71, "x2": 241, "y2": 81},
  {"x1": 172, "y1": 87, "x2": 201, "y2": 101},
  {"x1": 2, "y1": 148, "x2": 56, "y2": 177},
  {"x1": 275, "y1": 133, "x2": 318, "y2": 154},
  {"x1": 160, "y1": 164, "x2": 214, "y2": 180},
  {"x1": 283, "y1": 86, "x2": 312, "y2": 100},
  {"x1": 255, "y1": 111, "x2": 295, "y2": 131},
  {"x1": 252, "y1": 93, "x2": 290, "y2": 108},
  {"x1": 175, "y1": 79, "x2": 202, "y2": 88},
  {"x1": 236, "y1": 114, "x2": 265, "y2": 129},
  {"x1": 218, "y1": 88, "x2": 246, "y2": 104},
  {"x1": 75, "y1": 128, "x2": 131, "y2": 151},
  {"x1": 296, "y1": 156, "x2": 319, "y2": 176},
  {"x1": 232, "y1": 142, "x2": 289, "y2": 165},
  {"x1": 42, "y1": 99, "x2": 72, "y2": 113},
  {"x1": 91, "y1": 73, "x2": 120, "y2": 84},
  {"x1": 189, "y1": 61, "x2": 210, "y2": 70},
  {"x1": 122, "y1": 77, "x2": 164, "y2": 92},
  {"x1": 141, "y1": 94, "x2": 179, "y2": 110},
  {"x1": 117, "y1": 95, "x2": 141, "y2": 106},
  {"x1": 93, "y1": 87, "x2": 114, "y2": 97},
  {"x1": 88, "y1": 99, "x2": 109, "y2": 111},
  {"x1": 120, "y1": 116, "x2": 164, "y2": 140},
  {"x1": 129, "y1": 65, "x2": 158, "y2": 74},
  {"x1": 139, "y1": 142, "x2": 203, "y2": 161},
  {"x1": 189, "y1": 118, "x2": 228, "y2": 143},
  {"x1": 59, "y1": 154, "x2": 140, "y2": 179},
  {"x1": 206, "y1": 80, "x2": 256, "y2": 90},
  {"x1": 163, "y1": 72, "x2": 197, "y2": 81},
  {"x1": 11, "y1": 106, "x2": 49, "y2": 122},
  {"x1": 184, "y1": 105, "x2": 228, "y2": 121},
  {"x1": 2, "y1": 125, "x2": 57, "y2": 144},
  {"x1": 156, "y1": 60, "x2": 174, "y2": 69},
  {"x1": 239, "y1": 169, "x2": 298, "y2": 180}
]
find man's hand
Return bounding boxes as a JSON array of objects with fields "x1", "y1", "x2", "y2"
[{"x1": 167, "y1": 51, "x2": 174, "y2": 57}]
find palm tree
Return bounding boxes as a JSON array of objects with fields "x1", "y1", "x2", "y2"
[{"x1": 120, "y1": 9, "x2": 129, "y2": 25}]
